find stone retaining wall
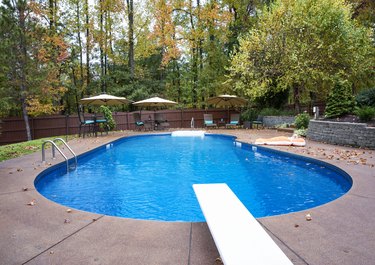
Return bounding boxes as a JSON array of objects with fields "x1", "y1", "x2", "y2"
[
  {"x1": 307, "y1": 120, "x2": 375, "y2": 149},
  {"x1": 263, "y1": 116, "x2": 295, "y2": 127}
]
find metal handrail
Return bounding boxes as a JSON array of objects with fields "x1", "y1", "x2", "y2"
[
  {"x1": 41, "y1": 138, "x2": 77, "y2": 172},
  {"x1": 53, "y1": 138, "x2": 77, "y2": 169},
  {"x1": 42, "y1": 140, "x2": 69, "y2": 171}
]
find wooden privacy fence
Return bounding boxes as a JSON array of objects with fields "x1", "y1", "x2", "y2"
[{"x1": 0, "y1": 109, "x2": 237, "y2": 145}]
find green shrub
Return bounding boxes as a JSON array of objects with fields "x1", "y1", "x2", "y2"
[
  {"x1": 294, "y1": 113, "x2": 310, "y2": 129},
  {"x1": 294, "y1": 128, "x2": 308, "y2": 137},
  {"x1": 100, "y1": 105, "x2": 116, "y2": 131},
  {"x1": 355, "y1": 106, "x2": 375, "y2": 122},
  {"x1": 325, "y1": 79, "x2": 356, "y2": 118},
  {"x1": 356, "y1": 88, "x2": 375, "y2": 107},
  {"x1": 240, "y1": 108, "x2": 259, "y2": 121}
]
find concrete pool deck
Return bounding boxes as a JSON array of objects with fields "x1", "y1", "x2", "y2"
[{"x1": 0, "y1": 129, "x2": 374, "y2": 265}]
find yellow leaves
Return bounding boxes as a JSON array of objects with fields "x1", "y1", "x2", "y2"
[
  {"x1": 35, "y1": 34, "x2": 69, "y2": 64},
  {"x1": 28, "y1": 1, "x2": 45, "y2": 17},
  {"x1": 27, "y1": 97, "x2": 55, "y2": 117},
  {"x1": 26, "y1": 65, "x2": 67, "y2": 117},
  {"x1": 148, "y1": 0, "x2": 233, "y2": 67},
  {"x1": 149, "y1": 0, "x2": 181, "y2": 66}
]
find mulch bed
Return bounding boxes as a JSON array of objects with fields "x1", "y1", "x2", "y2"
[{"x1": 321, "y1": 114, "x2": 375, "y2": 127}]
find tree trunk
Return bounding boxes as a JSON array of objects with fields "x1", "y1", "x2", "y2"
[
  {"x1": 293, "y1": 83, "x2": 301, "y2": 113},
  {"x1": 197, "y1": 0, "x2": 203, "y2": 73},
  {"x1": 49, "y1": 0, "x2": 57, "y2": 30},
  {"x1": 189, "y1": 0, "x2": 198, "y2": 107},
  {"x1": 126, "y1": 0, "x2": 135, "y2": 80},
  {"x1": 99, "y1": 0, "x2": 105, "y2": 93},
  {"x1": 174, "y1": 60, "x2": 181, "y2": 103},
  {"x1": 84, "y1": 0, "x2": 90, "y2": 88},
  {"x1": 76, "y1": 0, "x2": 84, "y2": 88},
  {"x1": 104, "y1": 9, "x2": 109, "y2": 91},
  {"x1": 18, "y1": 3, "x2": 32, "y2": 140},
  {"x1": 192, "y1": 47, "x2": 198, "y2": 108}
]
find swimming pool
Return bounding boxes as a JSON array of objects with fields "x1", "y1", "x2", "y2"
[{"x1": 35, "y1": 133, "x2": 352, "y2": 222}]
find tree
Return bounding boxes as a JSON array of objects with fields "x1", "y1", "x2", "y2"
[
  {"x1": 349, "y1": 0, "x2": 375, "y2": 30},
  {"x1": 325, "y1": 79, "x2": 356, "y2": 118},
  {"x1": 229, "y1": 0, "x2": 374, "y2": 112},
  {"x1": 0, "y1": 1, "x2": 68, "y2": 139}
]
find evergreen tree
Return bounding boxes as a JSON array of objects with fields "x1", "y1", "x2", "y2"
[{"x1": 325, "y1": 79, "x2": 356, "y2": 118}]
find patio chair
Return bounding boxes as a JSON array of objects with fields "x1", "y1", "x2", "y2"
[
  {"x1": 78, "y1": 111, "x2": 95, "y2": 138},
  {"x1": 133, "y1": 113, "x2": 145, "y2": 131},
  {"x1": 252, "y1": 116, "x2": 264, "y2": 129},
  {"x1": 204, "y1": 114, "x2": 217, "y2": 128},
  {"x1": 226, "y1": 114, "x2": 240, "y2": 128},
  {"x1": 155, "y1": 113, "x2": 170, "y2": 130}
]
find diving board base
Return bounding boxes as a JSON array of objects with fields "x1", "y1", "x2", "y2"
[{"x1": 193, "y1": 183, "x2": 293, "y2": 265}]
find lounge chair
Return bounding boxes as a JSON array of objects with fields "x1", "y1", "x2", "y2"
[
  {"x1": 133, "y1": 113, "x2": 145, "y2": 131},
  {"x1": 226, "y1": 114, "x2": 240, "y2": 128},
  {"x1": 204, "y1": 114, "x2": 217, "y2": 128},
  {"x1": 155, "y1": 113, "x2": 170, "y2": 130}
]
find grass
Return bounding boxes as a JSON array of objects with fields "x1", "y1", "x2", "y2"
[{"x1": 0, "y1": 135, "x2": 75, "y2": 162}]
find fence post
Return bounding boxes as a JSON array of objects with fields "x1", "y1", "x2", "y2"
[{"x1": 65, "y1": 114, "x2": 69, "y2": 142}]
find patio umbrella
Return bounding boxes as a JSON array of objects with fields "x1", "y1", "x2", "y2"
[
  {"x1": 80, "y1": 93, "x2": 132, "y2": 106},
  {"x1": 79, "y1": 93, "x2": 132, "y2": 130},
  {"x1": 206, "y1": 94, "x2": 247, "y2": 108},
  {"x1": 206, "y1": 94, "x2": 248, "y2": 122},
  {"x1": 132, "y1": 96, "x2": 178, "y2": 108},
  {"x1": 133, "y1": 97, "x2": 178, "y2": 129}
]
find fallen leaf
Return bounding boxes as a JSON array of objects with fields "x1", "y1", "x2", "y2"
[
  {"x1": 27, "y1": 199, "x2": 36, "y2": 206},
  {"x1": 305, "y1": 213, "x2": 312, "y2": 221}
]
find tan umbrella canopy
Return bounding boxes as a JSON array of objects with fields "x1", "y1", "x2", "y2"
[
  {"x1": 132, "y1": 97, "x2": 178, "y2": 108},
  {"x1": 206, "y1": 94, "x2": 247, "y2": 107},
  {"x1": 80, "y1": 93, "x2": 132, "y2": 106}
]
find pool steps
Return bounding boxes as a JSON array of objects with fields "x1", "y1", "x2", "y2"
[
  {"x1": 193, "y1": 183, "x2": 293, "y2": 265},
  {"x1": 42, "y1": 138, "x2": 77, "y2": 172}
]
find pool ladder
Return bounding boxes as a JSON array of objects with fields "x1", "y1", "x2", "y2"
[{"x1": 42, "y1": 138, "x2": 77, "y2": 172}]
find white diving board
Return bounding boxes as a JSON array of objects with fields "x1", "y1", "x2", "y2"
[{"x1": 193, "y1": 183, "x2": 294, "y2": 265}]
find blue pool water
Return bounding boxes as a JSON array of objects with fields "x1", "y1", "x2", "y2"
[{"x1": 35, "y1": 134, "x2": 352, "y2": 222}]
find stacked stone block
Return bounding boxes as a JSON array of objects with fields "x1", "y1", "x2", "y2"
[
  {"x1": 262, "y1": 116, "x2": 295, "y2": 128},
  {"x1": 307, "y1": 120, "x2": 375, "y2": 149}
]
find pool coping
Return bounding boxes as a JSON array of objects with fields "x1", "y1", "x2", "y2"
[{"x1": 1, "y1": 129, "x2": 374, "y2": 265}]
